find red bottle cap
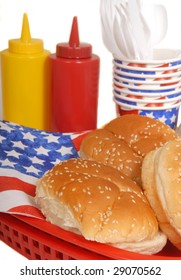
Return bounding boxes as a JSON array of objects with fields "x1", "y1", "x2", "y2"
[{"x1": 56, "y1": 16, "x2": 92, "y2": 59}]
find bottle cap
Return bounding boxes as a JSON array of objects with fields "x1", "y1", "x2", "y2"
[
  {"x1": 9, "y1": 13, "x2": 44, "y2": 54},
  {"x1": 56, "y1": 16, "x2": 92, "y2": 59}
]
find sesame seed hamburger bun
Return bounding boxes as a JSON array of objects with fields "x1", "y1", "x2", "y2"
[
  {"x1": 35, "y1": 158, "x2": 167, "y2": 255},
  {"x1": 80, "y1": 115, "x2": 178, "y2": 185},
  {"x1": 142, "y1": 139, "x2": 181, "y2": 250}
]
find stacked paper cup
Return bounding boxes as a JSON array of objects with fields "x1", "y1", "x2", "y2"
[{"x1": 113, "y1": 49, "x2": 181, "y2": 128}]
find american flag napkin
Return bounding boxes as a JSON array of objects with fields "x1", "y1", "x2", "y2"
[{"x1": 0, "y1": 120, "x2": 87, "y2": 218}]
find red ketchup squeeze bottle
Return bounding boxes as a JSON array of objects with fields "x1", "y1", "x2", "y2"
[{"x1": 49, "y1": 16, "x2": 100, "y2": 132}]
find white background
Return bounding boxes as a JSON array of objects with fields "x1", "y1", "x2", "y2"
[{"x1": 0, "y1": 0, "x2": 181, "y2": 264}]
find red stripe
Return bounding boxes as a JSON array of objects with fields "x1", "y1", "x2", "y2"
[
  {"x1": 72, "y1": 132, "x2": 90, "y2": 151},
  {"x1": 0, "y1": 176, "x2": 36, "y2": 196},
  {"x1": 7, "y1": 205, "x2": 45, "y2": 219}
]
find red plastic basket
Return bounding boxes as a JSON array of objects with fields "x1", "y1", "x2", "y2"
[
  {"x1": 0, "y1": 213, "x2": 108, "y2": 260},
  {"x1": 0, "y1": 212, "x2": 181, "y2": 260}
]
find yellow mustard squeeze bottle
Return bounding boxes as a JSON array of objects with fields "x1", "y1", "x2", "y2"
[{"x1": 1, "y1": 13, "x2": 50, "y2": 130}]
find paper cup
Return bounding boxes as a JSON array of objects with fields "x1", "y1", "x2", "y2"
[
  {"x1": 113, "y1": 78, "x2": 181, "y2": 93},
  {"x1": 113, "y1": 95, "x2": 181, "y2": 110},
  {"x1": 114, "y1": 48, "x2": 181, "y2": 67},
  {"x1": 113, "y1": 67, "x2": 181, "y2": 80},
  {"x1": 112, "y1": 49, "x2": 181, "y2": 128},
  {"x1": 115, "y1": 100, "x2": 180, "y2": 129},
  {"x1": 114, "y1": 66, "x2": 181, "y2": 76},
  {"x1": 113, "y1": 91, "x2": 181, "y2": 105},
  {"x1": 114, "y1": 72, "x2": 181, "y2": 85},
  {"x1": 114, "y1": 95, "x2": 181, "y2": 108},
  {"x1": 113, "y1": 84, "x2": 181, "y2": 98},
  {"x1": 113, "y1": 60, "x2": 181, "y2": 74}
]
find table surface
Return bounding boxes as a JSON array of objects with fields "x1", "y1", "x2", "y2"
[{"x1": 0, "y1": 240, "x2": 27, "y2": 261}]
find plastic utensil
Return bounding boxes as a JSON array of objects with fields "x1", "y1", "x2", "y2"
[
  {"x1": 114, "y1": 2, "x2": 138, "y2": 59},
  {"x1": 100, "y1": 0, "x2": 168, "y2": 60},
  {"x1": 100, "y1": 0, "x2": 121, "y2": 56},
  {"x1": 113, "y1": 12, "x2": 130, "y2": 58},
  {"x1": 127, "y1": 0, "x2": 149, "y2": 59},
  {"x1": 153, "y1": 4, "x2": 168, "y2": 45},
  {"x1": 138, "y1": 1, "x2": 168, "y2": 46}
]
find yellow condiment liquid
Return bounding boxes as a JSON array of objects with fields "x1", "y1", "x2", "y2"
[{"x1": 1, "y1": 13, "x2": 50, "y2": 130}]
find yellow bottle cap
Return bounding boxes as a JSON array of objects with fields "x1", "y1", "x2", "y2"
[{"x1": 9, "y1": 13, "x2": 44, "y2": 54}]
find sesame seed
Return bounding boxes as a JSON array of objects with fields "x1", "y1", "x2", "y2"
[
  {"x1": 167, "y1": 168, "x2": 173, "y2": 171},
  {"x1": 112, "y1": 220, "x2": 118, "y2": 224}
]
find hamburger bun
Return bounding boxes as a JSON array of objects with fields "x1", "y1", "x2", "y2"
[
  {"x1": 35, "y1": 158, "x2": 167, "y2": 255},
  {"x1": 80, "y1": 115, "x2": 178, "y2": 185},
  {"x1": 142, "y1": 139, "x2": 181, "y2": 250}
]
